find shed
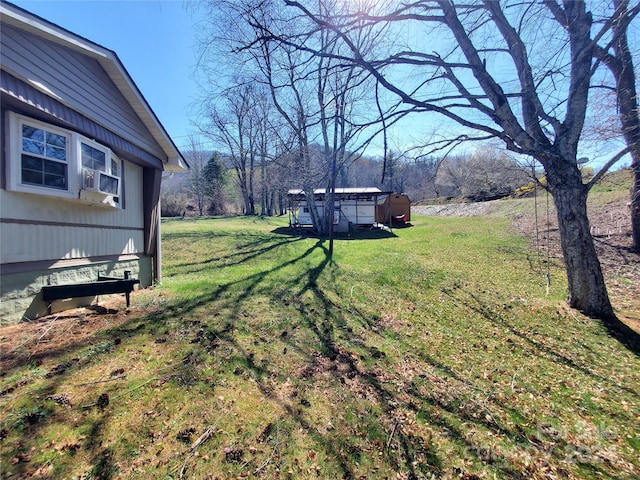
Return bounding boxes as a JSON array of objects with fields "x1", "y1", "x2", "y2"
[
  {"x1": 375, "y1": 193, "x2": 412, "y2": 224},
  {"x1": 0, "y1": 1, "x2": 189, "y2": 324}
]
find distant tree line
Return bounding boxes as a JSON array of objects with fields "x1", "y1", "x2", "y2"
[{"x1": 161, "y1": 142, "x2": 535, "y2": 217}]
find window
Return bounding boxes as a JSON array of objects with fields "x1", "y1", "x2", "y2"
[
  {"x1": 20, "y1": 124, "x2": 68, "y2": 190},
  {"x1": 7, "y1": 113, "x2": 122, "y2": 207},
  {"x1": 80, "y1": 140, "x2": 120, "y2": 197},
  {"x1": 81, "y1": 142, "x2": 106, "y2": 171}
]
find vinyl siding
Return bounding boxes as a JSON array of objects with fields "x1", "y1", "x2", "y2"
[
  {"x1": 0, "y1": 23, "x2": 166, "y2": 160},
  {"x1": 0, "y1": 223, "x2": 143, "y2": 263},
  {"x1": 0, "y1": 161, "x2": 145, "y2": 264}
]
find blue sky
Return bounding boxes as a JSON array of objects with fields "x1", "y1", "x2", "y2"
[
  {"x1": 11, "y1": 0, "x2": 207, "y2": 152},
  {"x1": 8, "y1": 1, "x2": 631, "y2": 170}
]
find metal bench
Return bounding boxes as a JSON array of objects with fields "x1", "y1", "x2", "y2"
[{"x1": 41, "y1": 271, "x2": 140, "y2": 312}]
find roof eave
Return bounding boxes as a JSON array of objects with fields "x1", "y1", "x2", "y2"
[
  {"x1": 0, "y1": 1, "x2": 189, "y2": 172},
  {"x1": 165, "y1": 156, "x2": 190, "y2": 172}
]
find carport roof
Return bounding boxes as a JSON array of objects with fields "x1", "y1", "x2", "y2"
[{"x1": 288, "y1": 187, "x2": 385, "y2": 195}]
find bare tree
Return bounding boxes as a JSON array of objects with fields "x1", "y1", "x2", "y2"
[
  {"x1": 273, "y1": 0, "x2": 639, "y2": 321},
  {"x1": 160, "y1": 189, "x2": 189, "y2": 217},
  {"x1": 591, "y1": 0, "x2": 639, "y2": 251},
  {"x1": 204, "y1": 84, "x2": 265, "y2": 215},
  {"x1": 254, "y1": 92, "x2": 277, "y2": 216},
  {"x1": 184, "y1": 137, "x2": 213, "y2": 216},
  {"x1": 380, "y1": 150, "x2": 404, "y2": 193},
  {"x1": 200, "y1": 0, "x2": 398, "y2": 237},
  {"x1": 260, "y1": 132, "x2": 299, "y2": 216},
  {"x1": 436, "y1": 154, "x2": 472, "y2": 198},
  {"x1": 458, "y1": 148, "x2": 530, "y2": 201}
]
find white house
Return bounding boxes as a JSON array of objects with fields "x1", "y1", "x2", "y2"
[{"x1": 0, "y1": 1, "x2": 188, "y2": 324}]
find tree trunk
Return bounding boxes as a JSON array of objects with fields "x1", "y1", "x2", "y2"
[
  {"x1": 611, "y1": 6, "x2": 640, "y2": 251},
  {"x1": 593, "y1": 0, "x2": 640, "y2": 250},
  {"x1": 248, "y1": 157, "x2": 256, "y2": 216},
  {"x1": 304, "y1": 188, "x2": 324, "y2": 235},
  {"x1": 633, "y1": 166, "x2": 640, "y2": 251},
  {"x1": 546, "y1": 162, "x2": 615, "y2": 320},
  {"x1": 238, "y1": 176, "x2": 254, "y2": 216},
  {"x1": 613, "y1": 36, "x2": 640, "y2": 251},
  {"x1": 610, "y1": 0, "x2": 640, "y2": 250},
  {"x1": 260, "y1": 157, "x2": 267, "y2": 215},
  {"x1": 197, "y1": 191, "x2": 204, "y2": 217}
]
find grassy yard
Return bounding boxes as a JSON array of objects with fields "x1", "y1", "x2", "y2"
[{"x1": 1, "y1": 213, "x2": 639, "y2": 479}]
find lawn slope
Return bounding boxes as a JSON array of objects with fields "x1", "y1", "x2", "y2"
[{"x1": 1, "y1": 214, "x2": 639, "y2": 479}]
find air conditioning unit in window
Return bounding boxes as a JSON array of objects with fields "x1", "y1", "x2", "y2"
[{"x1": 81, "y1": 168, "x2": 119, "y2": 196}]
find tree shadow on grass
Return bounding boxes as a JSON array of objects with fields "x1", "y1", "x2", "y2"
[
  {"x1": 266, "y1": 244, "x2": 595, "y2": 478},
  {"x1": 5, "y1": 225, "x2": 631, "y2": 479},
  {"x1": 149, "y1": 235, "x2": 449, "y2": 477},
  {"x1": 165, "y1": 235, "x2": 305, "y2": 277},
  {"x1": 211, "y1": 240, "x2": 448, "y2": 478},
  {"x1": 440, "y1": 284, "x2": 640, "y2": 397},
  {"x1": 271, "y1": 226, "x2": 398, "y2": 240},
  {"x1": 0, "y1": 321, "x2": 128, "y2": 479},
  {"x1": 601, "y1": 319, "x2": 640, "y2": 358}
]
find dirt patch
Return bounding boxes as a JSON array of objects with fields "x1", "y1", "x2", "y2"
[{"x1": 0, "y1": 296, "x2": 152, "y2": 372}]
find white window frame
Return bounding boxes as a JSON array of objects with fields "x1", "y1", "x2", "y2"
[
  {"x1": 6, "y1": 112, "x2": 121, "y2": 208},
  {"x1": 79, "y1": 137, "x2": 121, "y2": 197},
  {"x1": 6, "y1": 112, "x2": 77, "y2": 199}
]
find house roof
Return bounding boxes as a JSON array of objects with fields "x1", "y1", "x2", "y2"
[{"x1": 0, "y1": 1, "x2": 188, "y2": 172}]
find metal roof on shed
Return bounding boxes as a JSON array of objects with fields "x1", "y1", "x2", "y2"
[{"x1": 288, "y1": 188, "x2": 384, "y2": 195}]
